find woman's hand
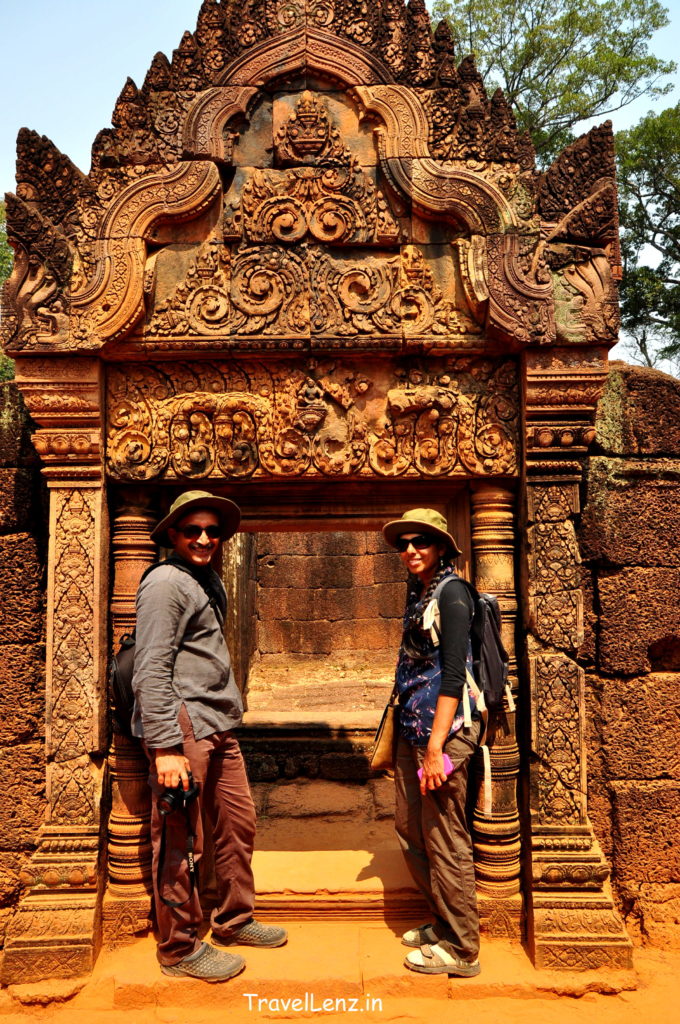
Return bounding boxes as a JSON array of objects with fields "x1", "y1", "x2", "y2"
[{"x1": 419, "y1": 747, "x2": 449, "y2": 794}]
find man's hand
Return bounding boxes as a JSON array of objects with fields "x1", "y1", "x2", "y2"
[{"x1": 153, "y1": 749, "x2": 192, "y2": 790}]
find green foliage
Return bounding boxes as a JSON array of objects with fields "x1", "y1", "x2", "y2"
[
  {"x1": 431, "y1": 0, "x2": 675, "y2": 163},
  {"x1": 0, "y1": 202, "x2": 14, "y2": 382},
  {"x1": 617, "y1": 103, "x2": 680, "y2": 368}
]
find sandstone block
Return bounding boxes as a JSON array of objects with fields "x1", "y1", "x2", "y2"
[
  {"x1": 256, "y1": 619, "x2": 332, "y2": 656},
  {"x1": 0, "y1": 742, "x2": 45, "y2": 848},
  {"x1": 257, "y1": 582, "x2": 403, "y2": 623},
  {"x1": 0, "y1": 385, "x2": 31, "y2": 468},
  {"x1": 328, "y1": 618, "x2": 402, "y2": 652},
  {"x1": 610, "y1": 780, "x2": 680, "y2": 884},
  {"x1": 265, "y1": 779, "x2": 370, "y2": 818},
  {"x1": 0, "y1": 644, "x2": 45, "y2": 745},
  {"x1": 597, "y1": 363, "x2": 680, "y2": 456},
  {"x1": 0, "y1": 535, "x2": 43, "y2": 644},
  {"x1": 372, "y1": 552, "x2": 407, "y2": 584},
  {"x1": 580, "y1": 458, "x2": 680, "y2": 567},
  {"x1": 629, "y1": 882, "x2": 680, "y2": 947},
  {"x1": 0, "y1": 851, "x2": 22, "y2": 905},
  {"x1": 597, "y1": 568, "x2": 680, "y2": 675},
  {"x1": 0, "y1": 468, "x2": 34, "y2": 534},
  {"x1": 257, "y1": 532, "x2": 376, "y2": 557},
  {"x1": 319, "y1": 752, "x2": 370, "y2": 781},
  {"x1": 256, "y1": 554, "x2": 373, "y2": 589},
  {"x1": 594, "y1": 673, "x2": 680, "y2": 781}
]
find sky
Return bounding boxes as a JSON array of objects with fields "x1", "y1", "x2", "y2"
[
  {"x1": 2, "y1": 0, "x2": 679, "y2": 365},
  {"x1": 2, "y1": 0, "x2": 679, "y2": 195}
]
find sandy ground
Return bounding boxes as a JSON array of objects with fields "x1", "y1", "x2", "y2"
[{"x1": 1, "y1": 929, "x2": 679, "y2": 1024}]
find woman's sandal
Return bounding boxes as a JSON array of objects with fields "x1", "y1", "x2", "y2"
[
  {"x1": 401, "y1": 923, "x2": 439, "y2": 947},
  {"x1": 404, "y1": 943, "x2": 481, "y2": 977}
]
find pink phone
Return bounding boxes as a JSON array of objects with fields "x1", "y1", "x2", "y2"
[{"x1": 418, "y1": 753, "x2": 455, "y2": 780}]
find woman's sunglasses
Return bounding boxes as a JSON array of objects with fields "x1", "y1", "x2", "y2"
[
  {"x1": 395, "y1": 534, "x2": 436, "y2": 553},
  {"x1": 176, "y1": 524, "x2": 222, "y2": 540}
]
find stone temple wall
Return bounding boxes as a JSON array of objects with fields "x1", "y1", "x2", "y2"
[
  {"x1": 0, "y1": 384, "x2": 47, "y2": 948},
  {"x1": 579, "y1": 362, "x2": 680, "y2": 947},
  {"x1": 247, "y1": 531, "x2": 402, "y2": 712}
]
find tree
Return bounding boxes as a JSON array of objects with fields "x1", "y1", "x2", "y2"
[
  {"x1": 617, "y1": 103, "x2": 680, "y2": 371},
  {"x1": 431, "y1": 0, "x2": 675, "y2": 163},
  {"x1": 0, "y1": 202, "x2": 14, "y2": 383}
]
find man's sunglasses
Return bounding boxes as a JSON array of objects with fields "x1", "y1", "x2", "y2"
[
  {"x1": 395, "y1": 534, "x2": 437, "y2": 552},
  {"x1": 176, "y1": 524, "x2": 222, "y2": 540}
]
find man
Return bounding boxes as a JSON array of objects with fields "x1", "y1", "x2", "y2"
[{"x1": 132, "y1": 489, "x2": 287, "y2": 982}]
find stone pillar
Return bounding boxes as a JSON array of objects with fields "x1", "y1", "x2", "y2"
[
  {"x1": 102, "y1": 491, "x2": 157, "y2": 945},
  {"x1": 523, "y1": 348, "x2": 633, "y2": 970},
  {"x1": 470, "y1": 483, "x2": 522, "y2": 935},
  {"x1": 1, "y1": 482, "x2": 108, "y2": 980},
  {"x1": 1, "y1": 360, "x2": 109, "y2": 984}
]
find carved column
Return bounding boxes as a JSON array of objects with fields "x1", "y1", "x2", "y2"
[
  {"x1": 470, "y1": 483, "x2": 522, "y2": 935},
  {"x1": 1, "y1": 359, "x2": 110, "y2": 982},
  {"x1": 523, "y1": 349, "x2": 633, "y2": 969},
  {"x1": 101, "y1": 491, "x2": 157, "y2": 945}
]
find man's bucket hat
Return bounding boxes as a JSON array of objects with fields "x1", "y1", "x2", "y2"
[
  {"x1": 151, "y1": 490, "x2": 241, "y2": 547},
  {"x1": 382, "y1": 507, "x2": 462, "y2": 557}
]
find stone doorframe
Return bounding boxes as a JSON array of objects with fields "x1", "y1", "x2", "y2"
[{"x1": 1, "y1": 3, "x2": 632, "y2": 980}]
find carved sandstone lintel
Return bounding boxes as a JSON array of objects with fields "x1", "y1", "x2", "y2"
[{"x1": 106, "y1": 357, "x2": 519, "y2": 482}]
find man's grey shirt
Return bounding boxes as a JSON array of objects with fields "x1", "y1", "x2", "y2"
[{"x1": 131, "y1": 563, "x2": 244, "y2": 748}]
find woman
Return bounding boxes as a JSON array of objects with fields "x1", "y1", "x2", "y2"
[{"x1": 382, "y1": 507, "x2": 481, "y2": 978}]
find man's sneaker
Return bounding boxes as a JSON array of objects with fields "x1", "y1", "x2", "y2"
[
  {"x1": 160, "y1": 942, "x2": 245, "y2": 982},
  {"x1": 213, "y1": 919, "x2": 288, "y2": 948}
]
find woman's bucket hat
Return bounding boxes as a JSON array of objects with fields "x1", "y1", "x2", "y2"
[
  {"x1": 151, "y1": 490, "x2": 241, "y2": 547},
  {"x1": 382, "y1": 507, "x2": 462, "y2": 557}
]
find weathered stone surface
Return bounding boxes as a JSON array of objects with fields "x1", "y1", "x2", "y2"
[
  {"x1": 0, "y1": 644, "x2": 44, "y2": 745},
  {"x1": 597, "y1": 363, "x2": 680, "y2": 456},
  {"x1": 257, "y1": 555, "x2": 375, "y2": 590},
  {"x1": 0, "y1": 469, "x2": 34, "y2": 534},
  {"x1": 0, "y1": 742, "x2": 45, "y2": 848},
  {"x1": 584, "y1": 676, "x2": 614, "y2": 861},
  {"x1": 0, "y1": 535, "x2": 43, "y2": 644},
  {"x1": 610, "y1": 780, "x2": 680, "y2": 884},
  {"x1": 594, "y1": 673, "x2": 680, "y2": 782},
  {"x1": 259, "y1": 532, "x2": 391, "y2": 557},
  {"x1": 257, "y1": 582, "x2": 403, "y2": 622},
  {"x1": 580, "y1": 458, "x2": 680, "y2": 567},
  {"x1": 0, "y1": 386, "x2": 32, "y2": 468},
  {"x1": 597, "y1": 568, "x2": 680, "y2": 675},
  {"x1": 624, "y1": 882, "x2": 680, "y2": 946},
  {"x1": 264, "y1": 780, "x2": 370, "y2": 818}
]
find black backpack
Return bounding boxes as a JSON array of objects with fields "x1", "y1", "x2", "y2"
[
  {"x1": 431, "y1": 575, "x2": 511, "y2": 713},
  {"x1": 109, "y1": 560, "x2": 223, "y2": 737}
]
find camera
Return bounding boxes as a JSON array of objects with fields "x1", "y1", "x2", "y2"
[{"x1": 158, "y1": 772, "x2": 200, "y2": 816}]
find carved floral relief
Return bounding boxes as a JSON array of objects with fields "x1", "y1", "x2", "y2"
[{"x1": 106, "y1": 357, "x2": 518, "y2": 481}]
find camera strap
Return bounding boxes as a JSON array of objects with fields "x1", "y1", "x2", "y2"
[{"x1": 157, "y1": 802, "x2": 199, "y2": 909}]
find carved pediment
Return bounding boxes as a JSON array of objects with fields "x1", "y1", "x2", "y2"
[{"x1": 144, "y1": 239, "x2": 481, "y2": 344}]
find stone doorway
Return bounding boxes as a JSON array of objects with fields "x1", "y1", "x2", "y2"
[{"x1": 105, "y1": 481, "x2": 521, "y2": 939}]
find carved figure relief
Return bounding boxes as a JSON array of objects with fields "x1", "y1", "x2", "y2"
[{"x1": 106, "y1": 358, "x2": 518, "y2": 481}]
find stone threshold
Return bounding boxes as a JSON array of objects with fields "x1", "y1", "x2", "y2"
[
  {"x1": 242, "y1": 710, "x2": 382, "y2": 732},
  {"x1": 2, "y1": 923, "x2": 639, "y2": 1015}
]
